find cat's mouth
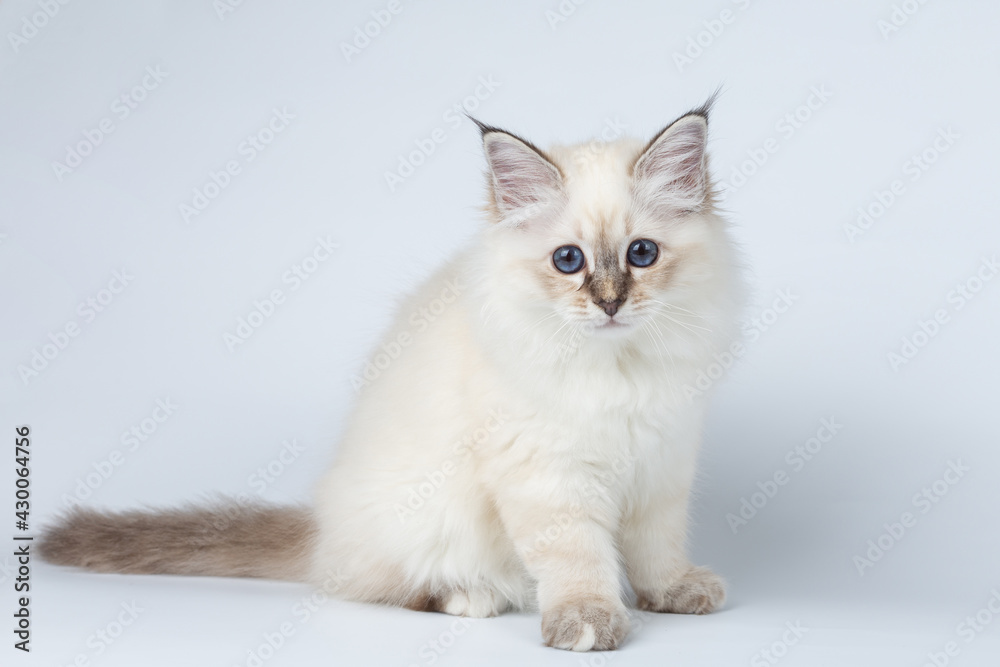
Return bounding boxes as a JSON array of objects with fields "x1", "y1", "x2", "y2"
[{"x1": 592, "y1": 318, "x2": 634, "y2": 334}]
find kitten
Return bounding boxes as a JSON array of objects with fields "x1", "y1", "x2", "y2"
[{"x1": 40, "y1": 99, "x2": 743, "y2": 651}]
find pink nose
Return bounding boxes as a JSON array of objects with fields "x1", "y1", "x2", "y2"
[{"x1": 595, "y1": 299, "x2": 623, "y2": 317}]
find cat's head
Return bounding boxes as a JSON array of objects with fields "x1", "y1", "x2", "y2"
[{"x1": 475, "y1": 100, "x2": 734, "y2": 354}]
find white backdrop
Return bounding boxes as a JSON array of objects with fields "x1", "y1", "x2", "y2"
[{"x1": 2, "y1": 1, "x2": 999, "y2": 665}]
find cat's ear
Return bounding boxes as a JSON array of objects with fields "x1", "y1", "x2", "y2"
[
  {"x1": 633, "y1": 109, "x2": 710, "y2": 214},
  {"x1": 474, "y1": 120, "x2": 564, "y2": 225}
]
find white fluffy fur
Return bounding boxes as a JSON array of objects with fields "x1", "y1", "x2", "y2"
[{"x1": 311, "y1": 111, "x2": 743, "y2": 650}]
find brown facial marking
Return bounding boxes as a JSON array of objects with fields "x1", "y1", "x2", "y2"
[{"x1": 583, "y1": 232, "x2": 631, "y2": 313}]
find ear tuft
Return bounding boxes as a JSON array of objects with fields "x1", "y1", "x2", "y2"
[
  {"x1": 633, "y1": 108, "x2": 711, "y2": 213},
  {"x1": 477, "y1": 124, "x2": 563, "y2": 224}
]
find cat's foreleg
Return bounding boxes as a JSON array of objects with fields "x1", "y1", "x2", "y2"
[
  {"x1": 496, "y1": 484, "x2": 630, "y2": 651},
  {"x1": 621, "y1": 488, "x2": 726, "y2": 614}
]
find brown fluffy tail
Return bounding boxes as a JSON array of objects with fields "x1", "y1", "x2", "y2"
[{"x1": 38, "y1": 501, "x2": 316, "y2": 582}]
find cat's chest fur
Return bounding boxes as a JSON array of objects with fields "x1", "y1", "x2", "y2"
[
  {"x1": 490, "y1": 318, "x2": 699, "y2": 426},
  {"x1": 470, "y1": 324, "x2": 702, "y2": 497}
]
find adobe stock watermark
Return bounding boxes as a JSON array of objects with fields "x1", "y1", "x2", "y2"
[
  {"x1": 853, "y1": 459, "x2": 969, "y2": 576},
  {"x1": 920, "y1": 589, "x2": 1000, "y2": 667},
  {"x1": 887, "y1": 255, "x2": 997, "y2": 371},
  {"x1": 51, "y1": 65, "x2": 169, "y2": 182},
  {"x1": 248, "y1": 439, "x2": 307, "y2": 494},
  {"x1": 383, "y1": 76, "x2": 501, "y2": 192},
  {"x1": 554, "y1": 321, "x2": 596, "y2": 363},
  {"x1": 568, "y1": 117, "x2": 630, "y2": 179},
  {"x1": 223, "y1": 235, "x2": 339, "y2": 351},
  {"x1": 57, "y1": 601, "x2": 145, "y2": 667},
  {"x1": 683, "y1": 288, "x2": 798, "y2": 401},
  {"x1": 723, "y1": 85, "x2": 832, "y2": 195},
  {"x1": 7, "y1": 0, "x2": 73, "y2": 54},
  {"x1": 522, "y1": 450, "x2": 639, "y2": 557},
  {"x1": 726, "y1": 417, "x2": 843, "y2": 534},
  {"x1": 512, "y1": 117, "x2": 626, "y2": 247},
  {"x1": 210, "y1": 437, "x2": 310, "y2": 533},
  {"x1": 214, "y1": 0, "x2": 247, "y2": 21},
  {"x1": 672, "y1": 0, "x2": 754, "y2": 73},
  {"x1": 60, "y1": 398, "x2": 179, "y2": 509},
  {"x1": 394, "y1": 409, "x2": 509, "y2": 523},
  {"x1": 350, "y1": 274, "x2": 464, "y2": 390},
  {"x1": 407, "y1": 617, "x2": 479, "y2": 667},
  {"x1": 16, "y1": 269, "x2": 134, "y2": 386},
  {"x1": 340, "y1": 0, "x2": 417, "y2": 63},
  {"x1": 545, "y1": 0, "x2": 589, "y2": 31},
  {"x1": 843, "y1": 127, "x2": 959, "y2": 243},
  {"x1": 877, "y1": 0, "x2": 932, "y2": 40},
  {"x1": 232, "y1": 568, "x2": 351, "y2": 667},
  {"x1": 179, "y1": 107, "x2": 295, "y2": 224},
  {"x1": 750, "y1": 621, "x2": 809, "y2": 667}
]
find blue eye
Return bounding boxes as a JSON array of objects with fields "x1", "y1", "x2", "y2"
[
  {"x1": 553, "y1": 245, "x2": 585, "y2": 274},
  {"x1": 627, "y1": 239, "x2": 658, "y2": 268}
]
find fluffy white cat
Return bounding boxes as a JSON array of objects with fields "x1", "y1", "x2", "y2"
[{"x1": 41, "y1": 99, "x2": 743, "y2": 652}]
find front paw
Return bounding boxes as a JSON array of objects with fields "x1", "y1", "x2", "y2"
[
  {"x1": 541, "y1": 598, "x2": 629, "y2": 651},
  {"x1": 636, "y1": 565, "x2": 726, "y2": 614}
]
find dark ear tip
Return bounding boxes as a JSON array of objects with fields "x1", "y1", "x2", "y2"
[
  {"x1": 471, "y1": 122, "x2": 560, "y2": 176},
  {"x1": 689, "y1": 86, "x2": 723, "y2": 124},
  {"x1": 467, "y1": 115, "x2": 504, "y2": 140}
]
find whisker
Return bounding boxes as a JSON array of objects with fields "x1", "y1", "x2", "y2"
[
  {"x1": 646, "y1": 299, "x2": 705, "y2": 317},
  {"x1": 511, "y1": 310, "x2": 561, "y2": 343},
  {"x1": 646, "y1": 319, "x2": 676, "y2": 369},
  {"x1": 644, "y1": 306, "x2": 714, "y2": 340},
  {"x1": 641, "y1": 321, "x2": 678, "y2": 400},
  {"x1": 645, "y1": 306, "x2": 713, "y2": 333}
]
